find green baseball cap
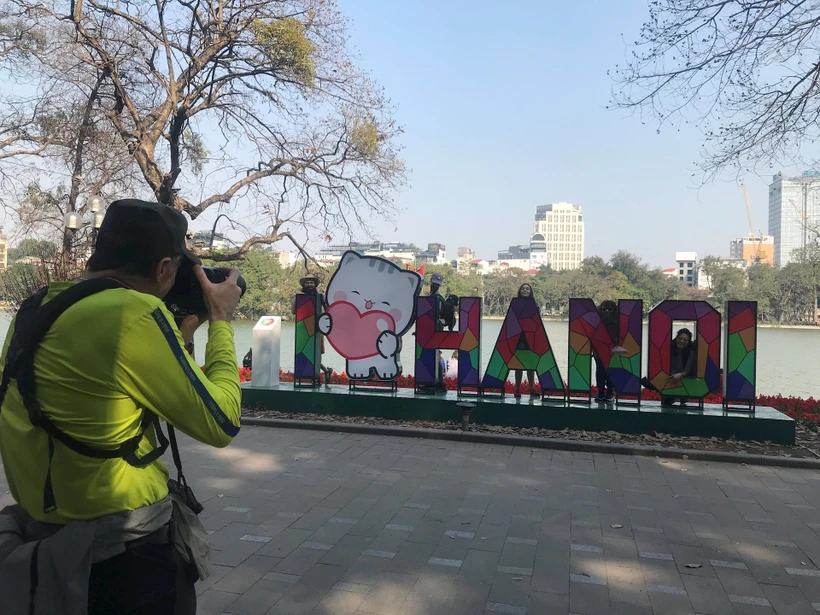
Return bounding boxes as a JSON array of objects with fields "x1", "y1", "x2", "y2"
[{"x1": 96, "y1": 199, "x2": 201, "y2": 265}]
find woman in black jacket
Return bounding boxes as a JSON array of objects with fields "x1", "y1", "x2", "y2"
[
  {"x1": 666, "y1": 328, "x2": 696, "y2": 406},
  {"x1": 513, "y1": 283, "x2": 537, "y2": 399},
  {"x1": 594, "y1": 300, "x2": 618, "y2": 402},
  {"x1": 641, "y1": 327, "x2": 696, "y2": 406},
  {"x1": 669, "y1": 328, "x2": 696, "y2": 383}
]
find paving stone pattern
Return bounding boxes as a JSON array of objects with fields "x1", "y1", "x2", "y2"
[{"x1": 7, "y1": 426, "x2": 820, "y2": 614}]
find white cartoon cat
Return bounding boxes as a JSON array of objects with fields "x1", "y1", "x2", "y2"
[{"x1": 318, "y1": 251, "x2": 421, "y2": 380}]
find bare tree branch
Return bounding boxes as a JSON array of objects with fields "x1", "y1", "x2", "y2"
[{"x1": 611, "y1": 1, "x2": 820, "y2": 176}]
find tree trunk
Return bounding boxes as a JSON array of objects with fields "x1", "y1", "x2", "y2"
[{"x1": 60, "y1": 76, "x2": 104, "y2": 278}]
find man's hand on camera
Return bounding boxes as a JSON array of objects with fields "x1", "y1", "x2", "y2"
[
  {"x1": 194, "y1": 265, "x2": 242, "y2": 323},
  {"x1": 179, "y1": 313, "x2": 207, "y2": 351}
]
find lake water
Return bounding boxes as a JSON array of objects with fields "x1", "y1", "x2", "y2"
[{"x1": 0, "y1": 313, "x2": 816, "y2": 398}]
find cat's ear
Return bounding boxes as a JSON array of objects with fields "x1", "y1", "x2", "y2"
[
  {"x1": 339, "y1": 251, "x2": 362, "y2": 267},
  {"x1": 404, "y1": 270, "x2": 421, "y2": 296}
]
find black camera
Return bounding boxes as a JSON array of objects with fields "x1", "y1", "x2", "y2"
[{"x1": 165, "y1": 265, "x2": 247, "y2": 320}]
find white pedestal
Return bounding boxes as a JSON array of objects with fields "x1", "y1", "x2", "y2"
[{"x1": 250, "y1": 316, "x2": 281, "y2": 388}]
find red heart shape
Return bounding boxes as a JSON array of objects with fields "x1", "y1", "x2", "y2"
[{"x1": 326, "y1": 301, "x2": 396, "y2": 360}]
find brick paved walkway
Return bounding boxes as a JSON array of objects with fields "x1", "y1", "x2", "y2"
[
  {"x1": 6, "y1": 425, "x2": 820, "y2": 614},
  {"x1": 179, "y1": 426, "x2": 820, "y2": 615}
]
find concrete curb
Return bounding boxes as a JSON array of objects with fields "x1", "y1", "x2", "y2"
[{"x1": 241, "y1": 417, "x2": 820, "y2": 470}]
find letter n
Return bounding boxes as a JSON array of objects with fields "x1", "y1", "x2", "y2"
[
  {"x1": 414, "y1": 296, "x2": 481, "y2": 393},
  {"x1": 723, "y1": 301, "x2": 757, "y2": 410},
  {"x1": 294, "y1": 293, "x2": 323, "y2": 386},
  {"x1": 481, "y1": 297, "x2": 564, "y2": 395},
  {"x1": 568, "y1": 299, "x2": 643, "y2": 397}
]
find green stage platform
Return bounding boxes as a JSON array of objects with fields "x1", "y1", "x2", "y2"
[{"x1": 241, "y1": 383, "x2": 796, "y2": 445}]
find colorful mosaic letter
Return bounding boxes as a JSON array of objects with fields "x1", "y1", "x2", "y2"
[
  {"x1": 567, "y1": 299, "x2": 643, "y2": 396},
  {"x1": 648, "y1": 300, "x2": 721, "y2": 398},
  {"x1": 481, "y1": 297, "x2": 564, "y2": 394},
  {"x1": 724, "y1": 301, "x2": 757, "y2": 406},
  {"x1": 294, "y1": 293, "x2": 323, "y2": 384},
  {"x1": 415, "y1": 296, "x2": 482, "y2": 389}
]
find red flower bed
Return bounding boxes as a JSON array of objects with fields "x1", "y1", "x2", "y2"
[
  {"x1": 238, "y1": 369, "x2": 820, "y2": 427},
  {"x1": 758, "y1": 394, "x2": 820, "y2": 427}
]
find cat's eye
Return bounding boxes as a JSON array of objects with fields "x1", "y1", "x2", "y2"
[
  {"x1": 352, "y1": 291, "x2": 360, "y2": 295},
  {"x1": 382, "y1": 301, "x2": 391, "y2": 306}
]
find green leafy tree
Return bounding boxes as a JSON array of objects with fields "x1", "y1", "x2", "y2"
[
  {"x1": 482, "y1": 269, "x2": 528, "y2": 316},
  {"x1": 779, "y1": 263, "x2": 816, "y2": 324},
  {"x1": 7, "y1": 238, "x2": 57, "y2": 262},
  {"x1": 747, "y1": 265, "x2": 780, "y2": 322},
  {"x1": 699, "y1": 255, "x2": 749, "y2": 306},
  {"x1": 604, "y1": 271, "x2": 638, "y2": 299},
  {"x1": 609, "y1": 251, "x2": 644, "y2": 284},
  {"x1": 791, "y1": 244, "x2": 820, "y2": 323},
  {"x1": 581, "y1": 256, "x2": 611, "y2": 278},
  {"x1": 711, "y1": 266, "x2": 748, "y2": 307},
  {"x1": 203, "y1": 247, "x2": 336, "y2": 320}
]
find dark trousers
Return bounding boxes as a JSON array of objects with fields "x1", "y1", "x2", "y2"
[
  {"x1": 88, "y1": 531, "x2": 197, "y2": 615},
  {"x1": 594, "y1": 356, "x2": 613, "y2": 396}
]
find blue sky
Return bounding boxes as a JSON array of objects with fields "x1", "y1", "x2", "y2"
[{"x1": 328, "y1": 0, "x2": 793, "y2": 268}]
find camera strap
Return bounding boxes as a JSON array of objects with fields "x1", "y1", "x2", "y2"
[{"x1": 0, "y1": 279, "x2": 186, "y2": 514}]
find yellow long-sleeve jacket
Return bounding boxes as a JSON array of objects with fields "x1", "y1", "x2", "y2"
[{"x1": 0, "y1": 282, "x2": 241, "y2": 524}]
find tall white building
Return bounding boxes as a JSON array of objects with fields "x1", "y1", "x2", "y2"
[
  {"x1": 675, "y1": 252, "x2": 698, "y2": 287},
  {"x1": 529, "y1": 202, "x2": 584, "y2": 271},
  {"x1": 768, "y1": 172, "x2": 820, "y2": 267}
]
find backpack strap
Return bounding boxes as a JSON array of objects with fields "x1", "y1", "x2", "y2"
[
  {"x1": 0, "y1": 286, "x2": 49, "y2": 409},
  {"x1": 1, "y1": 278, "x2": 171, "y2": 513}
]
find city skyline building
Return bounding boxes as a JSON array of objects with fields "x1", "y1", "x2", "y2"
[
  {"x1": 729, "y1": 234, "x2": 775, "y2": 267},
  {"x1": 315, "y1": 241, "x2": 422, "y2": 265},
  {"x1": 768, "y1": 171, "x2": 820, "y2": 267},
  {"x1": 530, "y1": 202, "x2": 584, "y2": 271},
  {"x1": 417, "y1": 243, "x2": 448, "y2": 265},
  {"x1": 271, "y1": 250, "x2": 298, "y2": 267},
  {"x1": 190, "y1": 231, "x2": 228, "y2": 251},
  {"x1": 675, "y1": 251, "x2": 698, "y2": 287},
  {"x1": 455, "y1": 247, "x2": 475, "y2": 272},
  {"x1": 497, "y1": 244, "x2": 531, "y2": 270}
]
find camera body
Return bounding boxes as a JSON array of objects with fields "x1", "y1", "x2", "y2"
[{"x1": 165, "y1": 265, "x2": 247, "y2": 320}]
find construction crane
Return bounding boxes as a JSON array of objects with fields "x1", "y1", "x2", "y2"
[
  {"x1": 740, "y1": 180, "x2": 762, "y2": 264},
  {"x1": 741, "y1": 180, "x2": 754, "y2": 236},
  {"x1": 755, "y1": 230, "x2": 766, "y2": 264}
]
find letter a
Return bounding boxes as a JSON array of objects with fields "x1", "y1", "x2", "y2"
[{"x1": 481, "y1": 297, "x2": 564, "y2": 394}]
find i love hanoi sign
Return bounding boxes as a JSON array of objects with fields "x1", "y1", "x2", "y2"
[{"x1": 292, "y1": 251, "x2": 758, "y2": 406}]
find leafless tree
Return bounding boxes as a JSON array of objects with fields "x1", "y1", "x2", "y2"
[
  {"x1": 0, "y1": 18, "x2": 145, "y2": 258},
  {"x1": 0, "y1": 0, "x2": 406, "y2": 259},
  {"x1": 611, "y1": 1, "x2": 820, "y2": 176},
  {"x1": 0, "y1": 17, "x2": 52, "y2": 168}
]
